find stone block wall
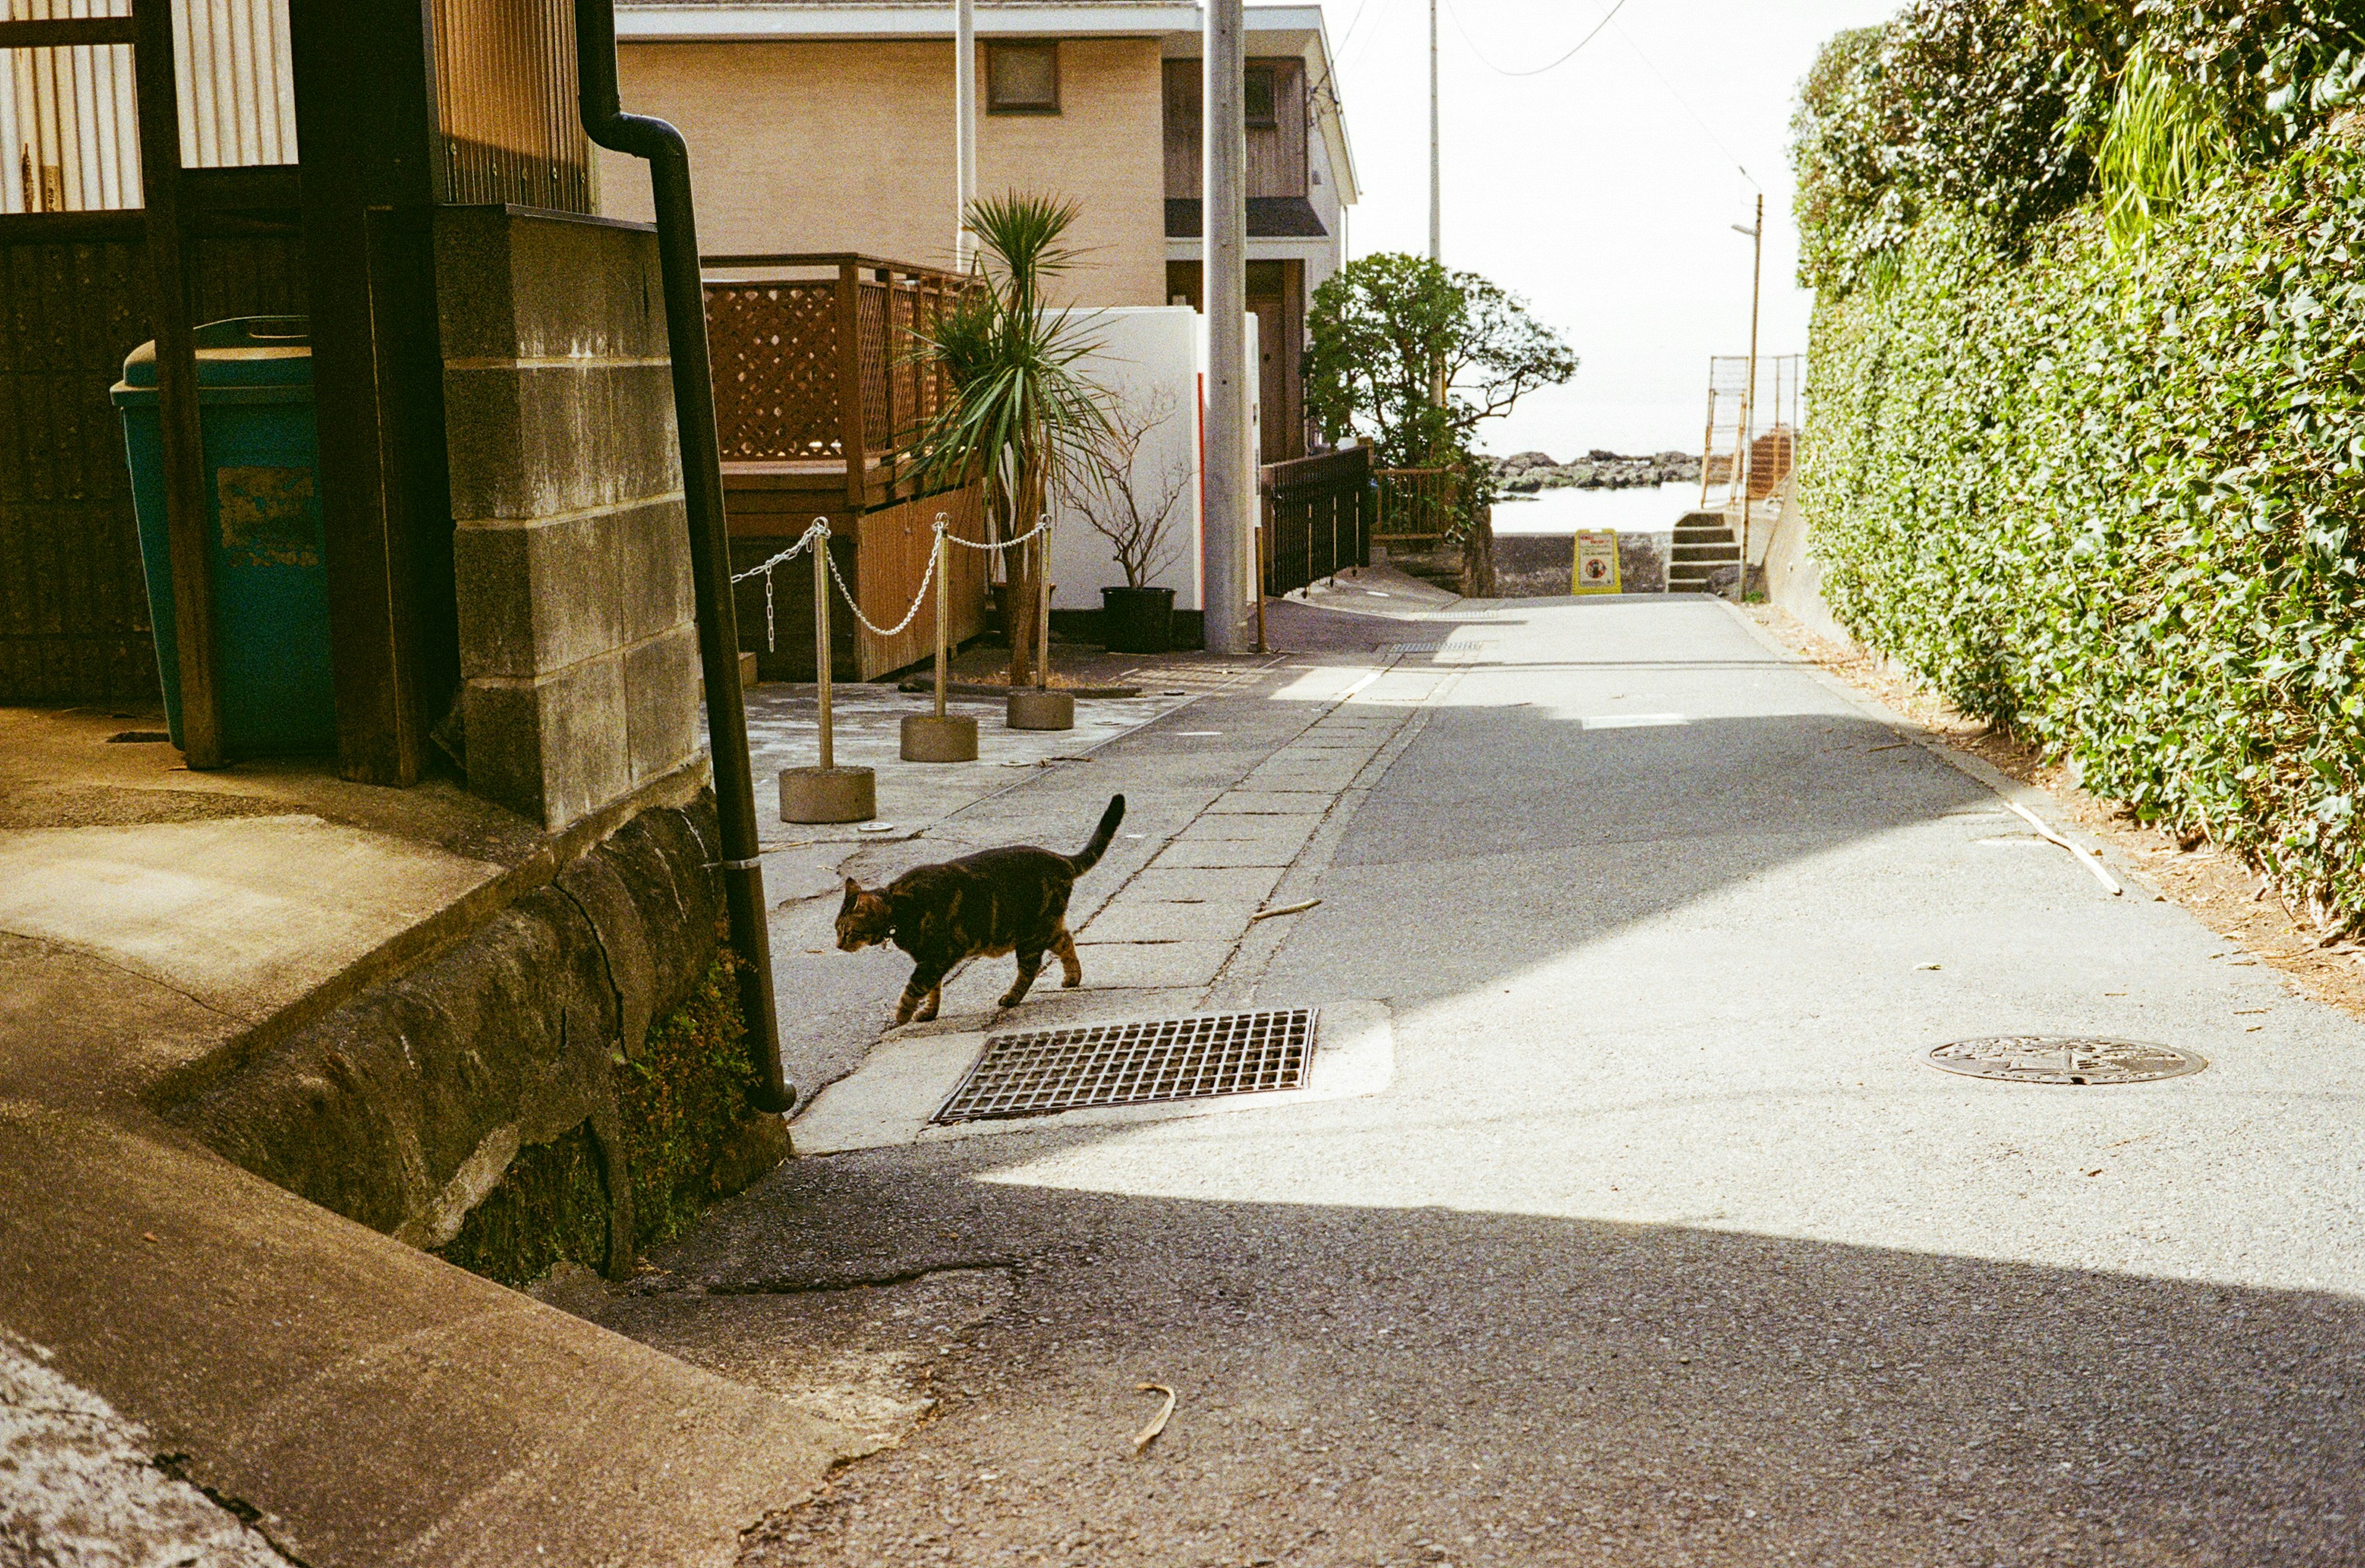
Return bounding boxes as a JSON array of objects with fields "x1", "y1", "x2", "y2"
[
  {"x1": 440, "y1": 206, "x2": 701, "y2": 829},
  {"x1": 162, "y1": 794, "x2": 785, "y2": 1283}
]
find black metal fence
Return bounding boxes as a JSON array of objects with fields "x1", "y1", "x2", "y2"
[{"x1": 1261, "y1": 445, "x2": 1372, "y2": 597}]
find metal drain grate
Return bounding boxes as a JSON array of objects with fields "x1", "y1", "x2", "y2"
[
  {"x1": 933, "y1": 1009, "x2": 1317, "y2": 1124},
  {"x1": 1374, "y1": 639, "x2": 1492, "y2": 659},
  {"x1": 1925, "y1": 1035, "x2": 2207, "y2": 1085}
]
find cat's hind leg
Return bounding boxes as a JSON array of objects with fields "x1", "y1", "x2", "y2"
[
  {"x1": 1053, "y1": 924, "x2": 1082, "y2": 987},
  {"x1": 998, "y1": 948, "x2": 1046, "y2": 1008}
]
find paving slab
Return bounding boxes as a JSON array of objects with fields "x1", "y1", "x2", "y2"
[
  {"x1": 1080, "y1": 898, "x2": 1265, "y2": 944},
  {"x1": 1202, "y1": 791, "x2": 1333, "y2": 815},
  {"x1": 1067, "y1": 939, "x2": 1235, "y2": 988},
  {"x1": 1175, "y1": 811, "x2": 1325, "y2": 846},
  {"x1": 1144, "y1": 838, "x2": 1304, "y2": 870},
  {"x1": 1118, "y1": 865, "x2": 1287, "y2": 905}
]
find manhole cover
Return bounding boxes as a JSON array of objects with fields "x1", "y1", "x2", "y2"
[
  {"x1": 1925, "y1": 1035, "x2": 2207, "y2": 1086},
  {"x1": 933, "y1": 1008, "x2": 1317, "y2": 1124}
]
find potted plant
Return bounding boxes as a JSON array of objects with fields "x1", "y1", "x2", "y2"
[
  {"x1": 1071, "y1": 381, "x2": 1187, "y2": 653},
  {"x1": 910, "y1": 193, "x2": 1107, "y2": 695}
]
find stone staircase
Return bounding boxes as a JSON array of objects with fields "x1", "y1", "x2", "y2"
[{"x1": 1668, "y1": 510, "x2": 1740, "y2": 595}]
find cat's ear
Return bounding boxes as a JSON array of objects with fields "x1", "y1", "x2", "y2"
[{"x1": 839, "y1": 877, "x2": 862, "y2": 911}]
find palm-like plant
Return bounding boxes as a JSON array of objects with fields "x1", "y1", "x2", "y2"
[{"x1": 912, "y1": 193, "x2": 1108, "y2": 685}]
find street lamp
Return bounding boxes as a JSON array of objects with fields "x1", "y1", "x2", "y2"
[{"x1": 1729, "y1": 194, "x2": 1762, "y2": 603}]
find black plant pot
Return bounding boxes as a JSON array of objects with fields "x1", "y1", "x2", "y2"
[{"x1": 1100, "y1": 585, "x2": 1176, "y2": 654}]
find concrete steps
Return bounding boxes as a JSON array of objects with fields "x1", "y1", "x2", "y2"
[{"x1": 1667, "y1": 511, "x2": 1740, "y2": 595}]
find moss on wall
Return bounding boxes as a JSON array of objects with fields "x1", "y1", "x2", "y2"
[
  {"x1": 619, "y1": 944, "x2": 775, "y2": 1253},
  {"x1": 437, "y1": 945, "x2": 785, "y2": 1288},
  {"x1": 440, "y1": 1122, "x2": 614, "y2": 1285}
]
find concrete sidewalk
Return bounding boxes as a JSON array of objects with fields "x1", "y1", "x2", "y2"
[{"x1": 581, "y1": 589, "x2": 2361, "y2": 1566}]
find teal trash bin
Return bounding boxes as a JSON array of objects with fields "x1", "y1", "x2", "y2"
[{"x1": 111, "y1": 315, "x2": 336, "y2": 758}]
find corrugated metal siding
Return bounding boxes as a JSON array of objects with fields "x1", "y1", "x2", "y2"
[
  {"x1": 172, "y1": 0, "x2": 297, "y2": 168},
  {"x1": 431, "y1": 0, "x2": 594, "y2": 213},
  {"x1": 1, "y1": 0, "x2": 297, "y2": 214},
  {"x1": 2, "y1": 2, "x2": 138, "y2": 212}
]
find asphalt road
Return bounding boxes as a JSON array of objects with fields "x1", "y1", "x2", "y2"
[{"x1": 618, "y1": 594, "x2": 2365, "y2": 1567}]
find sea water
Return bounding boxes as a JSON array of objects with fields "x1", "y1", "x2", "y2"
[{"x1": 1490, "y1": 485, "x2": 1702, "y2": 537}]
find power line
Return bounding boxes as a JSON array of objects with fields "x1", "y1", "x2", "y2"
[
  {"x1": 1611, "y1": 17, "x2": 1757, "y2": 190},
  {"x1": 1438, "y1": 0, "x2": 1630, "y2": 79}
]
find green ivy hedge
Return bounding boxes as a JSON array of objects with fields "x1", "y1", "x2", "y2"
[{"x1": 1805, "y1": 135, "x2": 2365, "y2": 913}]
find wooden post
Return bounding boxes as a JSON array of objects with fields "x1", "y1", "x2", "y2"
[
  {"x1": 132, "y1": 0, "x2": 224, "y2": 767},
  {"x1": 815, "y1": 525, "x2": 834, "y2": 770},
  {"x1": 836, "y1": 259, "x2": 865, "y2": 515},
  {"x1": 1254, "y1": 516, "x2": 1267, "y2": 653},
  {"x1": 288, "y1": 0, "x2": 442, "y2": 786},
  {"x1": 933, "y1": 523, "x2": 949, "y2": 719},
  {"x1": 881, "y1": 266, "x2": 899, "y2": 498},
  {"x1": 1035, "y1": 515, "x2": 1052, "y2": 690}
]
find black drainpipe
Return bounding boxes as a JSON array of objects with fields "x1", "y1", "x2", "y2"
[{"x1": 576, "y1": 0, "x2": 793, "y2": 1115}]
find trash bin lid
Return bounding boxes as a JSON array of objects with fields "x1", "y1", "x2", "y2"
[{"x1": 117, "y1": 316, "x2": 311, "y2": 390}]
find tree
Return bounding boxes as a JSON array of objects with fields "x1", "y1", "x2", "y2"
[
  {"x1": 1067, "y1": 381, "x2": 1188, "y2": 589},
  {"x1": 912, "y1": 192, "x2": 1108, "y2": 685},
  {"x1": 1304, "y1": 253, "x2": 1576, "y2": 477}
]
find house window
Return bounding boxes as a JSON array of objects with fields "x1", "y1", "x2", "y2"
[
  {"x1": 1244, "y1": 63, "x2": 1278, "y2": 127},
  {"x1": 987, "y1": 42, "x2": 1060, "y2": 113}
]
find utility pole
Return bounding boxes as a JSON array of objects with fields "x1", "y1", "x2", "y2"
[
  {"x1": 1732, "y1": 192, "x2": 1763, "y2": 603},
  {"x1": 1428, "y1": 0, "x2": 1440, "y2": 264},
  {"x1": 1203, "y1": 0, "x2": 1248, "y2": 653},
  {"x1": 955, "y1": 0, "x2": 977, "y2": 268}
]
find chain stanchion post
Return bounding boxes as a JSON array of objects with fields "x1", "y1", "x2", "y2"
[
  {"x1": 780, "y1": 518, "x2": 876, "y2": 821},
  {"x1": 815, "y1": 527, "x2": 833, "y2": 770},
  {"x1": 902, "y1": 514, "x2": 978, "y2": 761},
  {"x1": 1255, "y1": 517, "x2": 1268, "y2": 654},
  {"x1": 937, "y1": 524, "x2": 950, "y2": 717}
]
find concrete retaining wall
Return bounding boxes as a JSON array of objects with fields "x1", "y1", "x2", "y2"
[
  {"x1": 162, "y1": 793, "x2": 785, "y2": 1283},
  {"x1": 1489, "y1": 531, "x2": 1671, "y2": 596},
  {"x1": 1753, "y1": 473, "x2": 1857, "y2": 649}
]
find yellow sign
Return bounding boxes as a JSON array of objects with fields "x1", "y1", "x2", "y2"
[{"x1": 1573, "y1": 530, "x2": 1620, "y2": 594}]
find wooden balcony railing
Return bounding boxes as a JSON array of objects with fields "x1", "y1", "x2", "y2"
[{"x1": 701, "y1": 253, "x2": 971, "y2": 510}]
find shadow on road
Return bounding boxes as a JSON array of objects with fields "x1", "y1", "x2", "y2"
[{"x1": 638, "y1": 1149, "x2": 2363, "y2": 1567}]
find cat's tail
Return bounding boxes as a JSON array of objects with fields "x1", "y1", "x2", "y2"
[{"x1": 1068, "y1": 794, "x2": 1126, "y2": 874}]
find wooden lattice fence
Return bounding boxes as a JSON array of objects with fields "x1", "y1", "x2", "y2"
[{"x1": 701, "y1": 255, "x2": 967, "y2": 501}]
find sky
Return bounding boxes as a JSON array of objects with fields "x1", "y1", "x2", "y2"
[{"x1": 1315, "y1": 0, "x2": 1897, "y2": 458}]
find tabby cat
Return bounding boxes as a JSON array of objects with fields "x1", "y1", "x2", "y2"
[{"x1": 836, "y1": 794, "x2": 1127, "y2": 1025}]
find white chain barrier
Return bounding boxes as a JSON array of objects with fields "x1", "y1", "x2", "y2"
[
  {"x1": 728, "y1": 520, "x2": 829, "y2": 652},
  {"x1": 823, "y1": 525, "x2": 942, "y2": 638},
  {"x1": 728, "y1": 510, "x2": 1054, "y2": 656}
]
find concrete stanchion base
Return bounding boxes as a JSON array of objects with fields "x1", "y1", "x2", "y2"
[
  {"x1": 778, "y1": 766, "x2": 876, "y2": 823},
  {"x1": 1006, "y1": 689, "x2": 1075, "y2": 731},
  {"x1": 900, "y1": 713, "x2": 979, "y2": 762}
]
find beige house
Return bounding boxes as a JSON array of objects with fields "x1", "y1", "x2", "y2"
[{"x1": 606, "y1": 0, "x2": 1358, "y2": 460}]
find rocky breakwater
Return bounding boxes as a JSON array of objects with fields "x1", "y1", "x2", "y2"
[{"x1": 1491, "y1": 448, "x2": 1702, "y2": 492}]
